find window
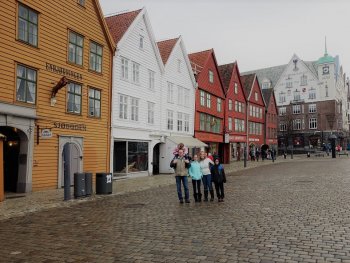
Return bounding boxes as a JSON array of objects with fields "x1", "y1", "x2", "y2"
[
  {"x1": 217, "y1": 98, "x2": 222, "y2": 112},
  {"x1": 177, "y1": 86, "x2": 184, "y2": 106},
  {"x1": 309, "y1": 104, "x2": 316, "y2": 113},
  {"x1": 279, "y1": 92, "x2": 286, "y2": 103},
  {"x1": 209, "y1": 70, "x2": 214, "y2": 83},
  {"x1": 121, "y1": 57, "x2": 129, "y2": 79},
  {"x1": 177, "y1": 59, "x2": 181, "y2": 73},
  {"x1": 235, "y1": 101, "x2": 238, "y2": 112},
  {"x1": 147, "y1": 102, "x2": 154, "y2": 124},
  {"x1": 293, "y1": 104, "x2": 301, "y2": 114},
  {"x1": 78, "y1": 0, "x2": 85, "y2": 6},
  {"x1": 262, "y1": 82, "x2": 270, "y2": 89},
  {"x1": 130, "y1": 97, "x2": 139, "y2": 121},
  {"x1": 67, "y1": 82, "x2": 82, "y2": 114},
  {"x1": 280, "y1": 122, "x2": 287, "y2": 131},
  {"x1": 325, "y1": 85, "x2": 329, "y2": 97},
  {"x1": 184, "y1": 114, "x2": 189, "y2": 132},
  {"x1": 167, "y1": 82, "x2": 174, "y2": 103},
  {"x1": 279, "y1": 107, "x2": 286, "y2": 116},
  {"x1": 200, "y1": 90, "x2": 205, "y2": 106},
  {"x1": 254, "y1": 92, "x2": 258, "y2": 101},
  {"x1": 293, "y1": 119, "x2": 301, "y2": 130},
  {"x1": 88, "y1": 88, "x2": 101, "y2": 117},
  {"x1": 16, "y1": 64, "x2": 36, "y2": 104},
  {"x1": 234, "y1": 83, "x2": 238, "y2": 94},
  {"x1": 200, "y1": 113, "x2": 205, "y2": 131},
  {"x1": 18, "y1": 4, "x2": 38, "y2": 47},
  {"x1": 177, "y1": 112, "x2": 183, "y2": 131},
  {"x1": 206, "y1": 93, "x2": 211, "y2": 108},
  {"x1": 286, "y1": 81, "x2": 293, "y2": 88},
  {"x1": 309, "y1": 118, "x2": 317, "y2": 129},
  {"x1": 259, "y1": 108, "x2": 262, "y2": 119},
  {"x1": 228, "y1": 99, "x2": 233, "y2": 111},
  {"x1": 228, "y1": 117, "x2": 232, "y2": 131},
  {"x1": 139, "y1": 35, "x2": 144, "y2": 49},
  {"x1": 234, "y1": 119, "x2": 245, "y2": 132},
  {"x1": 132, "y1": 62, "x2": 140, "y2": 83},
  {"x1": 249, "y1": 105, "x2": 253, "y2": 116},
  {"x1": 119, "y1": 94, "x2": 128, "y2": 119},
  {"x1": 293, "y1": 90, "x2": 300, "y2": 101},
  {"x1": 238, "y1": 102, "x2": 242, "y2": 113},
  {"x1": 184, "y1": 89, "x2": 190, "y2": 107},
  {"x1": 300, "y1": 75, "x2": 307, "y2": 86},
  {"x1": 309, "y1": 88, "x2": 316, "y2": 100},
  {"x1": 89, "y1": 42, "x2": 102, "y2": 73},
  {"x1": 167, "y1": 110, "x2": 173, "y2": 130},
  {"x1": 148, "y1": 70, "x2": 155, "y2": 90},
  {"x1": 68, "y1": 31, "x2": 84, "y2": 65}
]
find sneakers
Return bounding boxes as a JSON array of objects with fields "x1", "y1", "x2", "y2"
[
  {"x1": 179, "y1": 199, "x2": 184, "y2": 204},
  {"x1": 185, "y1": 199, "x2": 190, "y2": 203}
]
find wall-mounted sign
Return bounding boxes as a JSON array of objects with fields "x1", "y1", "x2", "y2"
[
  {"x1": 54, "y1": 122, "x2": 87, "y2": 131},
  {"x1": 46, "y1": 63, "x2": 83, "y2": 80},
  {"x1": 249, "y1": 138, "x2": 260, "y2": 142},
  {"x1": 41, "y1": 129, "x2": 53, "y2": 138},
  {"x1": 224, "y1": 133, "x2": 229, "y2": 143}
]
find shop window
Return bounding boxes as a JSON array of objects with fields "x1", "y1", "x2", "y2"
[
  {"x1": 16, "y1": 64, "x2": 36, "y2": 104},
  {"x1": 67, "y1": 82, "x2": 82, "y2": 114},
  {"x1": 68, "y1": 31, "x2": 84, "y2": 66},
  {"x1": 89, "y1": 41, "x2": 103, "y2": 73},
  {"x1": 128, "y1": 142, "x2": 148, "y2": 172},
  {"x1": 88, "y1": 88, "x2": 101, "y2": 117},
  {"x1": 18, "y1": 4, "x2": 38, "y2": 47}
]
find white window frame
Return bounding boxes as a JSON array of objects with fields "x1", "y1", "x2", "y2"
[
  {"x1": 177, "y1": 86, "x2": 184, "y2": 106},
  {"x1": 309, "y1": 104, "x2": 316, "y2": 113},
  {"x1": 121, "y1": 57, "x2": 129, "y2": 79},
  {"x1": 280, "y1": 122, "x2": 287, "y2": 131},
  {"x1": 184, "y1": 114, "x2": 190, "y2": 132},
  {"x1": 147, "y1": 102, "x2": 155, "y2": 124},
  {"x1": 167, "y1": 82, "x2": 174, "y2": 103},
  {"x1": 209, "y1": 70, "x2": 214, "y2": 83},
  {"x1": 148, "y1": 70, "x2": 155, "y2": 90},
  {"x1": 200, "y1": 90, "x2": 205, "y2": 106},
  {"x1": 184, "y1": 88, "x2": 190, "y2": 107},
  {"x1": 228, "y1": 99, "x2": 233, "y2": 111},
  {"x1": 130, "y1": 97, "x2": 139, "y2": 121},
  {"x1": 279, "y1": 107, "x2": 286, "y2": 116},
  {"x1": 234, "y1": 83, "x2": 238, "y2": 94},
  {"x1": 132, "y1": 62, "x2": 140, "y2": 84},
  {"x1": 206, "y1": 93, "x2": 211, "y2": 108},
  {"x1": 177, "y1": 112, "x2": 183, "y2": 131},
  {"x1": 167, "y1": 110, "x2": 174, "y2": 130},
  {"x1": 309, "y1": 88, "x2": 316, "y2": 100},
  {"x1": 119, "y1": 94, "x2": 128, "y2": 119},
  {"x1": 294, "y1": 90, "x2": 301, "y2": 101},
  {"x1": 254, "y1": 92, "x2": 258, "y2": 101},
  {"x1": 293, "y1": 119, "x2": 302, "y2": 130},
  {"x1": 279, "y1": 92, "x2": 286, "y2": 103},
  {"x1": 300, "y1": 75, "x2": 307, "y2": 86},
  {"x1": 309, "y1": 118, "x2": 317, "y2": 129},
  {"x1": 217, "y1": 98, "x2": 222, "y2": 112},
  {"x1": 228, "y1": 117, "x2": 232, "y2": 131},
  {"x1": 293, "y1": 104, "x2": 301, "y2": 114}
]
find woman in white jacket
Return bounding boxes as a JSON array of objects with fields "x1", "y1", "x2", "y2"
[{"x1": 199, "y1": 151, "x2": 214, "y2": 202}]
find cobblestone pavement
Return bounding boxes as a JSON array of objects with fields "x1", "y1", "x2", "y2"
[{"x1": 1, "y1": 157, "x2": 350, "y2": 262}]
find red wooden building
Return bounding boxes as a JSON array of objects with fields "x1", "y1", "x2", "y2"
[
  {"x1": 189, "y1": 49, "x2": 226, "y2": 161},
  {"x1": 218, "y1": 62, "x2": 247, "y2": 163},
  {"x1": 241, "y1": 73, "x2": 266, "y2": 153},
  {"x1": 262, "y1": 88, "x2": 278, "y2": 150}
]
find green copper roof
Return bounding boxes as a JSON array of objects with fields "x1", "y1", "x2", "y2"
[{"x1": 317, "y1": 54, "x2": 335, "y2": 64}]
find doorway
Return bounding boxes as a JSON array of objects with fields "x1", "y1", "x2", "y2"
[
  {"x1": 152, "y1": 143, "x2": 160, "y2": 175},
  {"x1": 62, "y1": 143, "x2": 81, "y2": 187}
]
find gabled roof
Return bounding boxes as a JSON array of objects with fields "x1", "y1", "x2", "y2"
[
  {"x1": 157, "y1": 37, "x2": 179, "y2": 65},
  {"x1": 105, "y1": 9, "x2": 142, "y2": 45},
  {"x1": 218, "y1": 62, "x2": 236, "y2": 93},
  {"x1": 242, "y1": 64, "x2": 286, "y2": 89},
  {"x1": 262, "y1": 88, "x2": 273, "y2": 106},
  {"x1": 188, "y1": 49, "x2": 212, "y2": 74},
  {"x1": 240, "y1": 73, "x2": 256, "y2": 98}
]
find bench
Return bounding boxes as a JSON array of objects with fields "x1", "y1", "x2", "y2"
[{"x1": 338, "y1": 151, "x2": 349, "y2": 157}]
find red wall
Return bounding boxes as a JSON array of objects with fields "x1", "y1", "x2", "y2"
[
  {"x1": 248, "y1": 79, "x2": 265, "y2": 145},
  {"x1": 266, "y1": 92, "x2": 278, "y2": 143}
]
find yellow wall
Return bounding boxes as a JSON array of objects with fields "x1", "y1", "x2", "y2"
[
  {"x1": 0, "y1": 0, "x2": 113, "y2": 191},
  {"x1": 0, "y1": 139, "x2": 4, "y2": 201}
]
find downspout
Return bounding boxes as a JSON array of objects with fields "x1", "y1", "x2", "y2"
[{"x1": 109, "y1": 49, "x2": 117, "y2": 174}]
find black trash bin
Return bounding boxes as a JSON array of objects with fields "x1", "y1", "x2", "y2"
[
  {"x1": 85, "y1": 172, "x2": 93, "y2": 196},
  {"x1": 74, "y1": 172, "x2": 86, "y2": 198},
  {"x1": 96, "y1": 173, "x2": 113, "y2": 194}
]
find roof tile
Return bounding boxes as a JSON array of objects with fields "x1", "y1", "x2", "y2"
[{"x1": 156, "y1": 38, "x2": 179, "y2": 64}]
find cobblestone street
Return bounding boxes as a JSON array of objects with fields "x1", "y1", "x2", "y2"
[{"x1": 1, "y1": 157, "x2": 350, "y2": 262}]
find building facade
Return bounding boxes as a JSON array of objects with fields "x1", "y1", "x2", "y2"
[
  {"x1": 241, "y1": 74, "x2": 266, "y2": 154},
  {"x1": 262, "y1": 89, "x2": 278, "y2": 150},
  {"x1": 0, "y1": 0, "x2": 114, "y2": 195},
  {"x1": 219, "y1": 62, "x2": 247, "y2": 162},
  {"x1": 157, "y1": 37, "x2": 203, "y2": 174},
  {"x1": 189, "y1": 49, "x2": 226, "y2": 162}
]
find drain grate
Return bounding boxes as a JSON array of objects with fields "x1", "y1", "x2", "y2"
[{"x1": 123, "y1": 203, "x2": 146, "y2": 208}]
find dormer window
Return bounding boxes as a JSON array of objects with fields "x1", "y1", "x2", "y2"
[
  {"x1": 139, "y1": 35, "x2": 144, "y2": 49},
  {"x1": 209, "y1": 70, "x2": 214, "y2": 83},
  {"x1": 262, "y1": 82, "x2": 270, "y2": 89}
]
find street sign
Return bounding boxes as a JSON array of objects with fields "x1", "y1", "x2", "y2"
[{"x1": 41, "y1": 129, "x2": 53, "y2": 139}]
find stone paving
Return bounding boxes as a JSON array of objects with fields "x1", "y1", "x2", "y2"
[
  {"x1": 1, "y1": 156, "x2": 350, "y2": 262},
  {"x1": 0, "y1": 154, "x2": 300, "y2": 221}
]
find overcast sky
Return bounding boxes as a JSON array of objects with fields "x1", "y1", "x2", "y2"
[{"x1": 99, "y1": 0, "x2": 350, "y2": 74}]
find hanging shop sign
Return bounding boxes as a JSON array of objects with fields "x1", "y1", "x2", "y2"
[{"x1": 53, "y1": 122, "x2": 87, "y2": 131}]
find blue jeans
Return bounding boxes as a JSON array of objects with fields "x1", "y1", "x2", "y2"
[
  {"x1": 175, "y1": 176, "x2": 189, "y2": 201},
  {"x1": 202, "y1": 174, "x2": 213, "y2": 191}
]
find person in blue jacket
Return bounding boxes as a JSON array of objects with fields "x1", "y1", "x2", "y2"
[
  {"x1": 210, "y1": 158, "x2": 226, "y2": 202},
  {"x1": 188, "y1": 154, "x2": 203, "y2": 202}
]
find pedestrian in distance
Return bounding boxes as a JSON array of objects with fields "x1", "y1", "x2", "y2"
[
  {"x1": 199, "y1": 151, "x2": 214, "y2": 202},
  {"x1": 170, "y1": 149, "x2": 191, "y2": 204},
  {"x1": 188, "y1": 154, "x2": 203, "y2": 202},
  {"x1": 210, "y1": 158, "x2": 226, "y2": 202},
  {"x1": 256, "y1": 148, "x2": 260, "y2": 162}
]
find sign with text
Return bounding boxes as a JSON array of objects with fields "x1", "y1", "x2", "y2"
[
  {"x1": 41, "y1": 129, "x2": 53, "y2": 139},
  {"x1": 54, "y1": 122, "x2": 87, "y2": 131}
]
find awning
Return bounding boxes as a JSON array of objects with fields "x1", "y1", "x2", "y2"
[{"x1": 167, "y1": 136, "x2": 207, "y2": 148}]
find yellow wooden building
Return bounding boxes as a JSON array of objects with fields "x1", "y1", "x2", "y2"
[{"x1": 0, "y1": 0, "x2": 115, "y2": 197}]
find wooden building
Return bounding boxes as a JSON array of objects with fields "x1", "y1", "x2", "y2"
[
  {"x1": 0, "y1": 0, "x2": 115, "y2": 196},
  {"x1": 262, "y1": 88, "x2": 278, "y2": 150}
]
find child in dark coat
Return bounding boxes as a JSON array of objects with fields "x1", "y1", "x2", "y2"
[{"x1": 210, "y1": 158, "x2": 226, "y2": 202}]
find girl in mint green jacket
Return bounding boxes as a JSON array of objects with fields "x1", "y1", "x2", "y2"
[{"x1": 188, "y1": 154, "x2": 203, "y2": 202}]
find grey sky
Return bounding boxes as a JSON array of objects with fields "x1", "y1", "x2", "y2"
[{"x1": 99, "y1": 0, "x2": 350, "y2": 74}]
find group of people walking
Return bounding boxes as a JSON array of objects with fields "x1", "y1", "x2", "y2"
[{"x1": 170, "y1": 144, "x2": 226, "y2": 204}]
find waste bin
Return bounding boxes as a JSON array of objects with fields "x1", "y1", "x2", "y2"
[
  {"x1": 85, "y1": 172, "x2": 93, "y2": 196},
  {"x1": 96, "y1": 173, "x2": 113, "y2": 194},
  {"x1": 74, "y1": 172, "x2": 86, "y2": 198}
]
